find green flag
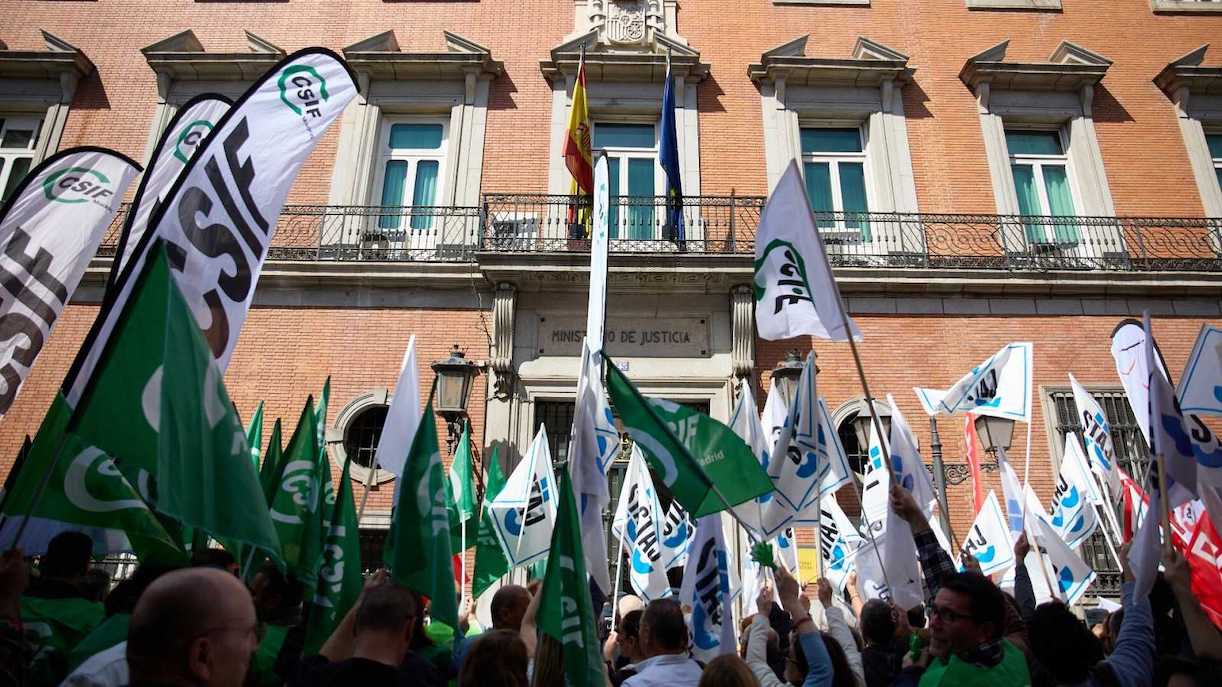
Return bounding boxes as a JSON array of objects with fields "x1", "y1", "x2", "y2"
[
  {"x1": 605, "y1": 360, "x2": 772, "y2": 517},
  {"x1": 384, "y1": 387, "x2": 458, "y2": 629},
  {"x1": 445, "y1": 422, "x2": 476, "y2": 555},
  {"x1": 0, "y1": 393, "x2": 181, "y2": 561},
  {"x1": 259, "y1": 419, "x2": 284, "y2": 506},
  {"x1": 303, "y1": 457, "x2": 362, "y2": 655},
  {"x1": 471, "y1": 447, "x2": 510, "y2": 599},
  {"x1": 315, "y1": 377, "x2": 330, "y2": 455},
  {"x1": 270, "y1": 397, "x2": 327, "y2": 579},
  {"x1": 537, "y1": 468, "x2": 605, "y2": 687},
  {"x1": 247, "y1": 401, "x2": 265, "y2": 470}
]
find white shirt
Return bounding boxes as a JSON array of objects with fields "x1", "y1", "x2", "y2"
[
  {"x1": 59, "y1": 641, "x2": 128, "y2": 687},
  {"x1": 622, "y1": 653, "x2": 704, "y2": 687}
]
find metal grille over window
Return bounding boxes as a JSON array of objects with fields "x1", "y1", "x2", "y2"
[
  {"x1": 1050, "y1": 389, "x2": 1149, "y2": 598},
  {"x1": 344, "y1": 405, "x2": 389, "y2": 469}
]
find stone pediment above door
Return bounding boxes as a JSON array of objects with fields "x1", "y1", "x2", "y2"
[{"x1": 540, "y1": 0, "x2": 705, "y2": 84}]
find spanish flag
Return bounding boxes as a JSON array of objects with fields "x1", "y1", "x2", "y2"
[
  {"x1": 564, "y1": 55, "x2": 594, "y2": 195},
  {"x1": 564, "y1": 56, "x2": 594, "y2": 237}
]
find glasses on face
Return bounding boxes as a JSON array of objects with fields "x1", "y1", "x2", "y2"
[{"x1": 929, "y1": 604, "x2": 973, "y2": 624}]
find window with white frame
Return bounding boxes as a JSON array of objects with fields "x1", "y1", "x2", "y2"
[
  {"x1": 1208, "y1": 132, "x2": 1222, "y2": 193},
  {"x1": 801, "y1": 126, "x2": 871, "y2": 242},
  {"x1": 1005, "y1": 128, "x2": 1081, "y2": 245},
  {"x1": 373, "y1": 120, "x2": 446, "y2": 232},
  {"x1": 0, "y1": 116, "x2": 43, "y2": 202},
  {"x1": 593, "y1": 122, "x2": 659, "y2": 240}
]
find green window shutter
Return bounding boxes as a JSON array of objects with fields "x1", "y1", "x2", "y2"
[
  {"x1": 607, "y1": 157, "x2": 621, "y2": 239},
  {"x1": 378, "y1": 160, "x2": 408, "y2": 230},
  {"x1": 1011, "y1": 163, "x2": 1044, "y2": 243},
  {"x1": 803, "y1": 161, "x2": 834, "y2": 230},
  {"x1": 409, "y1": 160, "x2": 439, "y2": 231},
  {"x1": 1041, "y1": 165, "x2": 1079, "y2": 243},
  {"x1": 839, "y1": 162, "x2": 870, "y2": 241},
  {"x1": 626, "y1": 158, "x2": 655, "y2": 240}
]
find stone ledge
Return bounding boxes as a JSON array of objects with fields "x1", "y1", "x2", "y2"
[
  {"x1": 1152, "y1": 0, "x2": 1222, "y2": 12},
  {"x1": 966, "y1": 0, "x2": 1061, "y2": 9}
]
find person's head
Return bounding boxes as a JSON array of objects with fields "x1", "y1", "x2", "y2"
[
  {"x1": 490, "y1": 584, "x2": 532, "y2": 632},
  {"x1": 617, "y1": 594, "x2": 643, "y2": 624},
  {"x1": 105, "y1": 563, "x2": 181, "y2": 617},
  {"x1": 906, "y1": 604, "x2": 927, "y2": 629},
  {"x1": 1027, "y1": 601, "x2": 1104, "y2": 684},
  {"x1": 859, "y1": 599, "x2": 897, "y2": 647},
  {"x1": 249, "y1": 562, "x2": 303, "y2": 620},
  {"x1": 353, "y1": 582, "x2": 417, "y2": 665},
  {"x1": 639, "y1": 599, "x2": 687, "y2": 657},
  {"x1": 458, "y1": 629, "x2": 528, "y2": 687},
  {"x1": 619, "y1": 609, "x2": 645, "y2": 663},
  {"x1": 41, "y1": 531, "x2": 93, "y2": 581},
  {"x1": 698, "y1": 654, "x2": 756, "y2": 687},
  {"x1": 929, "y1": 572, "x2": 1006, "y2": 656},
  {"x1": 408, "y1": 591, "x2": 435, "y2": 650},
  {"x1": 127, "y1": 567, "x2": 258, "y2": 687},
  {"x1": 787, "y1": 632, "x2": 854, "y2": 687},
  {"x1": 191, "y1": 548, "x2": 239, "y2": 576},
  {"x1": 1102, "y1": 609, "x2": 1124, "y2": 654}
]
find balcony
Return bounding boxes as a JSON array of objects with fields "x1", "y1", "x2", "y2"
[{"x1": 96, "y1": 196, "x2": 1222, "y2": 273}]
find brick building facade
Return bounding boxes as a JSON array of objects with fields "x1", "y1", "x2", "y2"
[{"x1": 1, "y1": 0, "x2": 1221, "y2": 601}]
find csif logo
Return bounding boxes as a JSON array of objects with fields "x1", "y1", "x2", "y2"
[
  {"x1": 277, "y1": 64, "x2": 330, "y2": 118},
  {"x1": 42, "y1": 167, "x2": 114, "y2": 205},
  {"x1": 173, "y1": 120, "x2": 215, "y2": 163}
]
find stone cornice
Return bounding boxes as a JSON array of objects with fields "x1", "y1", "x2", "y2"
[
  {"x1": 0, "y1": 30, "x2": 93, "y2": 83},
  {"x1": 342, "y1": 30, "x2": 503, "y2": 81},
  {"x1": 1154, "y1": 45, "x2": 1222, "y2": 99},
  {"x1": 748, "y1": 35, "x2": 913, "y2": 87},
  {"x1": 960, "y1": 40, "x2": 1111, "y2": 93},
  {"x1": 540, "y1": 30, "x2": 706, "y2": 84},
  {"x1": 141, "y1": 29, "x2": 284, "y2": 82}
]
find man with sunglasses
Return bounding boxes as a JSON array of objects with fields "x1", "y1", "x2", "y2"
[{"x1": 890, "y1": 484, "x2": 1031, "y2": 687}]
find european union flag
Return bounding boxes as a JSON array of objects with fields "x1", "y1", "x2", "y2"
[{"x1": 659, "y1": 64, "x2": 685, "y2": 250}]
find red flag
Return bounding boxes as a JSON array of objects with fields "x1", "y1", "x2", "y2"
[
  {"x1": 1177, "y1": 511, "x2": 1222, "y2": 630},
  {"x1": 964, "y1": 416, "x2": 985, "y2": 516},
  {"x1": 1120, "y1": 468, "x2": 1148, "y2": 542}
]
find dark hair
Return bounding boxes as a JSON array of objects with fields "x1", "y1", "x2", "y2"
[
  {"x1": 490, "y1": 585, "x2": 531, "y2": 630},
  {"x1": 81, "y1": 568, "x2": 111, "y2": 602},
  {"x1": 355, "y1": 583, "x2": 417, "y2": 634},
  {"x1": 104, "y1": 563, "x2": 181, "y2": 617},
  {"x1": 940, "y1": 572, "x2": 1006, "y2": 639},
  {"x1": 697, "y1": 654, "x2": 756, "y2": 687},
  {"x1": 409, "y1": 590, "x2": 434, "y2": 650},
  {"x1": 642, "y1": 599, "x2": 687, "y2": 652},
  {"x1": 190, "y1": 547, "x2": 237, "y2": 571},
  {"x1": 255, "y1": 562, "x2": 304, "y2": 612},
  {"x1": 860, "y1": 599, "x2": 897, "y2": 646},
  {"x1": 1027, "y1": 602, "x2": 1104, "y2": 683},
  {"x1": 906, "y1": 604, "x2": 927, "y2": 629},
  {"x1": 41, "y1": 531, "x2": 93, "y2": 579},
  {"x1": 791, "y1": 632, "x2": 855, "y2": 687},
  {"x1": 621, "y1": 609, "x2": 643, "y2": 640},
  {"x1": 459, "y1": 629, "x2": 528, "y2": 687}
]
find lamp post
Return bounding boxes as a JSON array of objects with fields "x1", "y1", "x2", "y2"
[
  {"x1": 431, "y1": 345, "x2": 480, "y2": 455},
  {"x1": 928, "y1": 417, "x2": 953, "y2": 537},
  {"x1": 850, "y1": 402, "x2": 892, "y2": 457},
  {"x1": 974, "y1": 415, "x2": 1015, "y2": 457},
  {"x1": 770, "y1": 350, "x2": 808, "y2": 408}
]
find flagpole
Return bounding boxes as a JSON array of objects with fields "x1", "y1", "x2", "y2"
[
  {"x1": 7, "y1": 433, "x2": 71, "y2": 553},
  {"x1": 1156, "y1": 455, "x2": 1172, "y2": 555},
  {"x1": 611, "y1": 534, "x2": 625, "y2": 633},
  {"x1": 355, "y1": 460, "x2": 378, "y2": 525}
]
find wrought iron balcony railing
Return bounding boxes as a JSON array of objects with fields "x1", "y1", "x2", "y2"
[{"x1": 96, "y1": 197, "x2": 1222, "y2": 272}]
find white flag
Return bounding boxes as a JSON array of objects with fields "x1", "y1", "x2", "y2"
[
  {"x1": 489, "y1": 426, "x2": 558, "y2": 569},
  {"x1": 64, "y1": 49, "x2": 358, "y2": 404},
  {"x1": 1069, "y1": 373, "x2": 1122, "y2": 503},
  {"x1": 0, "y1": 147, "x2": 140, "y2": 415},
  {"x1": 795, "y1": 398, "x2": 854, "y2": 525},
  {"x1": 860, "y1": 413, "x2": 891, "y2": 537},
  {"x1": 960, "y1": 491, "x2": 1017, "y2": 576},
  {"x1": 660, "y1": 501, "x2": 693, "y2": 570},
  {"x1": 587, "y1": 156, "x2": 609, "y2": 352},
  {"x1": 612, "y1": 445, "x2": 671, "y2": 601},
  {"x1": 997, "y1": 449, "x2": 1027, "y2": 540},
  {"x1": 818, "y1": 493, "x2": 863, "y2": 592},
  {"x1": 680, "y1": 514, "x2": 737, "y2": 663},
  {"x1": 109, "y1": 94, "x2": 232, "y2": 290},
  {"x1": 915, "y1": 343, "x2": 1033, "y2": 422},
  {"x1": 753, "y1": 160, "x2": 860, "y2": 341},
  {"x1": 854, "y1": 537, "x2": 890, "y2": 602},
  {"x1": 1177, "y1": 324, "x2": 1222, "y2": 417},
  {"x1": 729, "y1": 378, "x2": 772, "y2": 538},
  {"x1": 1110, "y1": 319, "x2": 1168, "y2": 447},
  {"x1": 373, "y1": 336, "x2": 420, "y2": 477},
  {"x1": 767, "y1": 352, "x2": 823, "y2": 513},
  {"x1": 776, "y1": 527, "x2": 799, "y2": 573},
  {"x1": 1049, "y1": 434, "x2": 1100, "y2": 549},
  {"x1": 887, "y1": 395, "x2": 938, "y2": 519},
  {"x1": 1030, "y1": 509, "x2": 1097, "y2": 605},
  {"x1": 569, "y1": 339, "x2": 615, "y2": 593}
]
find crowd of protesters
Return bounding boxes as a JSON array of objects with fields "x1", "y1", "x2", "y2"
[{"x1": 1, "y1": 482, "x2": 1217, "y2": 687}]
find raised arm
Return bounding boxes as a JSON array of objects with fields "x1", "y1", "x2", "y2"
[
  {"x1": 777, "y1": 565, "x2": 831, "y2": 687},
  {"x1": 891, "y1": 484, "x2": 955, "y2": 601}
]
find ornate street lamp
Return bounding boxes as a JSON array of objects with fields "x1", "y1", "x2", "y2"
[
  {"x1": 974, "y1": 415, "x2": 1015, "y2": 457},
  {"x1": 851, "y1": 401, "x2": 892, "y2": 458},
  {"x1": 431, "y1": 345, "x2": 480, "y2": 454},
  {"x1": 770, "y1": 350, "x2": 807, "y2": 408}
]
